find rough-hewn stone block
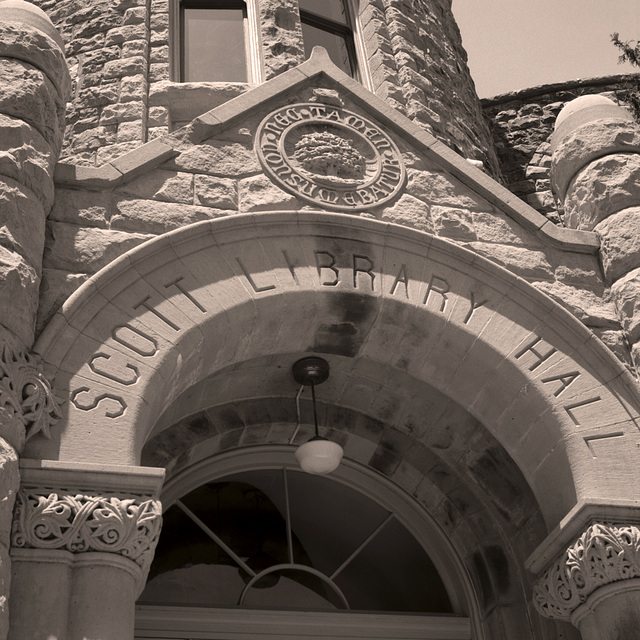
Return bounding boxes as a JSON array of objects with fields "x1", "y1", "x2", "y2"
[
  {"x1": 116, "y1": 170, "x2": 193, "y2": 204},
  {"x1": 112, "y1": 198, "x2": 229, "y2": 233},
  {"x1": 194, "y1": 175, "x2": 237, "y2": 210},
  {"x1": 0, "y1": 114, "x2": 55, "y2": 210},
  {"x1": 0, "y1": 246, "x2": 39, "y2": 345},
  {"x1": 169, "y1": 140, "x2": 261, "y2": 176},
  {"x1": 238, "y1": 174, "x2": 301, "y2": 211},
  {"x1": 44, "y1": 221, "x2": 153, "y2": 274},
  {"x1": 597, "y1": 207, "x2": 640, "y2": 284},
  {"x1": 463, "y1": 242, "x2": 553, "y2": 280},
  {"x1": 378, "y1": 194, "x2": 434, "y2": 233},
  {"x1": 563, "y1": 154, "x2": 640, "y2": 230}
]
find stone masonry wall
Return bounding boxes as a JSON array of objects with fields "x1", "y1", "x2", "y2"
[
  {"x1": 483, "y1": 74, "x2": 640, "y2": 223},
  {"x1": 32, "y1": 0, "x2": 150, "y2": 166},
  {"x1": 359, "y1": 0, "x2": 500, "y2": 177},
  {"x1": 40, "y1": 83, "x2": 628, "y2": 370},
  {"x1": 31, "y1": 0, "x2": 500, "y2": 179}
]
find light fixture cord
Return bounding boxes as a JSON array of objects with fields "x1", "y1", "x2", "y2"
[
  {"x1": 289, "y1": 384, "x2": 305, "y2": 444},
  {"x1": 310, "y1": 381, "x2": 319, "y2": 438}
]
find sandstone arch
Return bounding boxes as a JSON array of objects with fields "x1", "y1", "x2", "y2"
[{"x1": 29, "y1": 212, "x2": 640, "y2": 531}]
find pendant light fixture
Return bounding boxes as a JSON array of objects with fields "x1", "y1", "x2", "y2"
[{"x1": 292, "y1": 357, "x2": 343, "y2": 475}]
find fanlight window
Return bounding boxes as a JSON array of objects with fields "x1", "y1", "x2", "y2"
[{"x1": 139, "y1": 467, "x2": 452, "y2": 613}]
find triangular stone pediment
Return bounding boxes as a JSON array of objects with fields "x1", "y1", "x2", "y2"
[{"x1": 55, "y1": 47, "x2": 597, "y2": 255}]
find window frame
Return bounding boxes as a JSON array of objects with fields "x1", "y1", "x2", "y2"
[
  {"x1": 299, "y1": 0, "x2": 372, "y2": 89},
  {"x1": 135, "y1": 446, "x2": 484, "y2": 639},
  {"x1": 135, "y1": 605, "x2": 471, "y2": 639},
  {"x1": 170, "y1": 0, "x2": 263, "y2": 83}
]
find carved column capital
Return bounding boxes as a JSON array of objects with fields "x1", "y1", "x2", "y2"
[
  {"x1": 533, "y1": 522, "x2": 640, "y2": 621},
  {"x1": 11, "y1": 488, "x2": 162, "y2": 577},
  {"x1": 0, "y1": 341, "x2": 61, "y2": 451}
]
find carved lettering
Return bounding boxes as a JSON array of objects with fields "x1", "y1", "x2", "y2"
[
  {"x1": 282, "y1": 250, "x2": 299, "y2": 285},
  {"x1": 353, "y1": 255, "x2": 375, "y2": 290},
  {"x1": 390, "y1": 264, "x2": 409, "y2": 298},
  {"x1": 463, "y1": 292, "x2": 487, "y2": 324},
  {"x1": 423, "y1": 275, "x2": 450, "y2": 311},
  {"x1": 584, "y1": 432, "x2": 625, "y2": 457},
  {"x1": 112, "y1": 325, "x2": 157, "y2": 357},
  {"x1": 236, "y1": 258, "x2": 276, "y2": 293},
  {"x1": 164, "y1": 276, "x2": 207, "y2": 313},
  {"x1": 71, "y1": 388, "x2": 126, "y2": 419},
  {"x1": 355, "y1": 188, "x2": 376, "y2": 205},
  {"x1": 89, "y1": 354, "x2": 139, "y2": 386},
  {"x1": 134, "y1": 295, "x2": 180, "y2": 331},
  {"x1": 540, "y1": 371, "x2": 580, "y2": 397},
  {"x1": 285, "y1": 173, "x2": 317, "y2": 197},
  {"x1": 318, "y1": 188, "x2": 338, "y2": 203},
  {"x1": 564, "y1": 397, "x2": 602, "y2": 426},
  {"x1": 514, "y1": 336, "x2": 557, "y2": 371},
  {"x1": 315, "y1": 251, "x2": 339, "y2": 286}
]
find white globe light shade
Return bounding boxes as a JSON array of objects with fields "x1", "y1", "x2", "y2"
[{"x1": 295, "y1": 438, "x2": 344, "y2": 475}]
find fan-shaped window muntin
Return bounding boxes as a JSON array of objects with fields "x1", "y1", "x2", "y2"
[{"x1": 141, "y1": 465, "x2": 456, "y2": 613}]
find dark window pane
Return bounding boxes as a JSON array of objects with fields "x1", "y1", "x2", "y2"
[
  {"x1": 139, "y1": 470, "x2": 453, "y2": 613},
  {"x1": 299, "y1": 0, "x2": 348, "y2": 25},
  {"x1": 183, "y1": 8, "x2": 247, "y2": 82},
  {"x1": 285, "y1": 469, "x2": 389, "y2": 577},
  {"x1": 301, "y1": 21, "x2": 352, "y2": 76},
  {"x1": 333, "y1": 517, "x2": 453, "y2": 613}
]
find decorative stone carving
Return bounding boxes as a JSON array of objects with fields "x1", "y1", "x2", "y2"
[
  {"x1": 11, "y1": 489, "x2": 162, "y2": 573},
  {"x1": 256, "y1": 103, "x2": 405, "y2": 211},
  {"x1": 0, "y1": 342, "x2": 61, "y2": 445},
  {"x1": 533, "y1": 523, "x2": 640, "y2": 621}
]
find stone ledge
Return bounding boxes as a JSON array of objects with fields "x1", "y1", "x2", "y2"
[
  {"x1": 54, "y1": 138, "x2": 177, "y2": 190},
  {"x1": 538, "y1": 220, "x2": 600, "y2": 252},
  {"x1": 482, "y1": 73, "x2": 640, "y2": 108},
  {"x1": 19, "y1": 458, "x2": 165, "y2": 497}
]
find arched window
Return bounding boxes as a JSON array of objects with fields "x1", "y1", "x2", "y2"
[{"x1": 135, "y1": 448, "x2": 475, "y2": 639}]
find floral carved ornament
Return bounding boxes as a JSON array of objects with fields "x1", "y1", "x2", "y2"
[
  {"x1": 11, "y1": 489, "x2": 162, "y2": 574},
  {"x1": 0, "y1": 341, "x2": 61, "y2": 446},
  {"x1": 533, "y1": 523, "x2": 640, "y2": 621}
]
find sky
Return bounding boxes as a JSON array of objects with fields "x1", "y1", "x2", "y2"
[{"x1": 451, "y1": 0, "x2": 640, "y2": 98}]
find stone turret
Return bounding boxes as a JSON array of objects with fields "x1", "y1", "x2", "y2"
[
  {"x1": 550, "y1": 95, "x2": 640, "y2": 373},
  {"x1": 0, "y1": 0, "x2": 69, "y2": 350}
]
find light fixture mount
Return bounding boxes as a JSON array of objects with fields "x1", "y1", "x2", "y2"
[
  {"x1": 291, "y1": 356, "x2": 342, "y2": 475},
  {"x1": 292, "y1": 356, "x2": 330, "y2": 387}
]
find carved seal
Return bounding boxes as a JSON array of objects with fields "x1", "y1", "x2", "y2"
[
  {"x1": 256, "y1": 103, "x2": 405, "y2": 211},
  {"x1": 533, "y1": 523, "x2": 640, "y2": 621}
]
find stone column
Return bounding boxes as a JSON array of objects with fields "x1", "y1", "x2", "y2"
[
  {"x1": 533, "y1": 523, "x2": 640, "y2": 639},
  {"x1": 550, "y1": 95, "x2": 640, "y2": 371},
  {"x1": 9, "y1": 461, "x2": 164, "y2": 640},
  {"x1": 0, "y1": 4, "x2": 69, "y2": 637},
  {"x1": 0, "y1": 346, "x2": 60, "y2": 640}
]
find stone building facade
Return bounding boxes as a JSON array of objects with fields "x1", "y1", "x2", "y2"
[{"x1": 1, "y1": 1, "x2": 640, "y2": 639}]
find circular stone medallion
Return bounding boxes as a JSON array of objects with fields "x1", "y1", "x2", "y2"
[{"x1": 256, "y1": 103, "x2": 406, "y2": 211}]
